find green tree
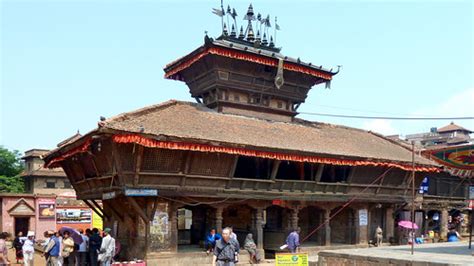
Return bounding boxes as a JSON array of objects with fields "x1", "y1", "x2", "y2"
[{"x1": 0, "y1": 146, "x2": 25, "y2": 193}]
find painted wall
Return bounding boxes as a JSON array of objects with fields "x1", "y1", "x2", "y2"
[{"x1": 0, "y1": 195, "x2": 56, "y2": 240}]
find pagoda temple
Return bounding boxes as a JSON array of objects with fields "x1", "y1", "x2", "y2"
[{"x1": 42, "y1": 3, "x2": 466, "y2": 264}]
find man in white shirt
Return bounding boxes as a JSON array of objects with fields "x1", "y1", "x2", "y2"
[
  {"x1": 22, "y1": 231, "x2": 35, "y2": 266},
  {"x1": 76, "y1": 229, "x2": 89, "y2": 266},
  {"x1": 98, "y1": 228, "x2": 115, "y2": 266}
]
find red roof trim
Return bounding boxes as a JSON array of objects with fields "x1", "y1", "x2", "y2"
[{"x1": 164, "y1": 47, "x2": 333, "y2": 80}]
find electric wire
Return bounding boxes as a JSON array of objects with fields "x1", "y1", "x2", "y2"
[{"x1": 298, "y1": 112, "x2": 474, "y2": 120}]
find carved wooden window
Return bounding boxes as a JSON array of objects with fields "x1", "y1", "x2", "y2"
[
  {"x1": 188, "y1": 152, "x2": 233, "y2": 176},
  {"x1": 141, "y1": 148, "x2": 183, "y2": 173}
]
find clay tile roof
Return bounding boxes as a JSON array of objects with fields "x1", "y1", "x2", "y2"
[
  {"x1": 437, "y1": 122, "x2": 473, "y2": 133},
  {"x1": 57, "y1": 131, "x2": 82, "y2": 147},
  {"x1": 100, "y1": 100, "x2": 436, "y2": 166}
]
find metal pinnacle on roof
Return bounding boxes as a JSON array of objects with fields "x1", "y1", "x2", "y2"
[
  {"x1": 230, "y1": 24, "x2": 236, "y2": 38},
  {"x1": 256, "y1": 30, "x2": 261, "y2": 42},
  {"x1": 246, "y1": 21, "x2": 255, "y2": 42},
  {"x1": 244, "y1": 3, "x2": 255, "y2": 21},
  {"x1": 269, "y1": 36, "x2": 274, "y2": 47},
  {"x1": 238, "y1": 26, "x2": 245, "y2": 39},
  {"x1": 223, "y1": 23, "x2": 228, "y2": 36},
  {"x1": 262, "y1": 33, "x2": 268, "y2": 46}
]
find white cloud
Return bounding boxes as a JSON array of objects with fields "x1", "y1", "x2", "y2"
[
  {"x1": 413, "y1": 88, "x2": 474, "y2": 117},
  {"x1": 362, "y1": 119, "x2": 398, "y2": 136}
]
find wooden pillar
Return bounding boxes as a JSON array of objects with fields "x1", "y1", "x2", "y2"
[
  {"x1": 385, "y1": 207, "x2": 395, "y2": 242},
  {"x1": 169, "y1": 202, "x2": 178, "y2": 252},
  {"x1": 290, "y1": 208, "x2": 299, "y2": 231},
  {"x1": 440, "y1": 208, "x2": 448, "y2": 241},
  {"x1": 324, "y1": 208, "x2": 331, "y2": 246},
  {"x1": 255, "y1": 208, "x2": 264, "y2": 249},
  {"x1": 355, "y1": 208, "x2": 369, "y2": 245},
  {"x1": 215, "y1": 206, "x2": 224, "y2": 233}
]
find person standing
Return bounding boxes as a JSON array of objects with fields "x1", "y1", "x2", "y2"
[
  {"x1": 212, "y1": 227, "x2": 239, "y2": 266},
  {"x1": 0, "y1": 232, "x2": 11, "y2": 265},
  {"x1": 205, "y1": 229, "x2": 221, "y2": 255},
  {"x1": 13, "y1": 231, "x2": 24, "y2": 263},
  {"x1": 243, "y1": 233, "x2": 261, "y2": 264},
  {"x1": 375, "y1": 226, "x2": 383, "y2": 247},
  {"x1": 98, "y1": 228, "x2": 115, "y2": 266},
  {"x1": 285, "y1": 228, "x2": 300, "y2": 254},
  {"x1": 22, "y1": 231, "x2": 35, "y2": 266},
  {"x1": 89, "y1": 228, "x2": 102, "y2": 266},
  {"x1": 61, "y1": 231, "x2": 75, "y2": 265},
  {"x1": 76, "y1": 229, "x2": 89, "y2": 266},
  {"x1": 44, "y1": 231, "x2": 61, "y2": 266}
]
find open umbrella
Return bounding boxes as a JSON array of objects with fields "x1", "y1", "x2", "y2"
[
  {"x1": 398, "y1": 220, "x2": 418, "y2": 229},
  {"x1": 58, "y1": 226, "x2": 83, "y2": 245}
]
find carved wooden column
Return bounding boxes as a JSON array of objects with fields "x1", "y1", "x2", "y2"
[
  {"x1": 290, "y1": 208, "x2": 300, "y2": 231},
  {"x1": 385, "y1": 207, "x2": 395, "y2": 242},
  {"x1": 255, "y1": 207, "x2": 264, "y2": 249},
  {"x1": 169, "y1": 202, "x2": 178, "y2": 252},
  {"x1": 324, "y1": 208, "x2": 331, "y2": 246},
  {"x1": 440, "y1": 208, "x2": 448, "y2": 241},
  {"x1": 215, "y1": 206, "x2": 224, "y2": 233}
]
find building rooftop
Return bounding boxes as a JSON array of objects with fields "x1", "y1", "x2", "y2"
[
  {"x1": 437, "y1": 122, "x2": 473, "y2": 133},
  {"x1": 45, "y1": 100, "x2": 437, "y2": 171}
]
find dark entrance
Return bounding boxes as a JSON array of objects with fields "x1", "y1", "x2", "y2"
[{"x1": 14, "y1": 217, "x2": 29, "y2": 236}]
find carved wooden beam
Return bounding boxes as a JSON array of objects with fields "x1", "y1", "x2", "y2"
[
  {"x1": 134, "y1": 145, "x2": 144, "y2": 186},
  {"x1": 111, "y1": 143, "x2": 125, "y2": 185},
  {"x1": 315, "y1": 164, "x2": 325, "y2": 183},
  {"x1": 149, "y1": 197, "x2": 160, "y2": 221},
  {"x1": 106, "y1": 200, "x2": 125, "y2": 222},
  {"x1": 83, "y1": 200, "x2": 105, "y2": 220},
  {"x1": 127, "y1": 197, "x2": 149, "y2": 224}
]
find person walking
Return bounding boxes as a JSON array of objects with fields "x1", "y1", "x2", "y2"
[
  {"x1": 44, "y1": 231, "x2": 61, "y2": 266},
  {"x1": 61, "y1": 231, "x2": 75, "y2": 265},
  {"x1": 89, "y1": 228, "x2": 102, "y2": 266},
  {"x1": 98, "y1": 228, "x2": 115, "y2": 266},
  {"x1": 22, "y1": 231, "x2": 35, "y2": 266},
  {"x1": 76, "y1": 229, "x2": 89, "y2": 266},
  {"x1": 285, "y1": 228, "x2": 300, "y2": 254},
  {"x1": 212, "y1": 227, "x2": 239, "y2": 266},
  {"x1": 0, "y1": 232, "x2": 11, "y2": 265},
  {"x1": 205, "y1": 229, "x2": 221, "y2": 255},
  {"x1": 12, "y1": 231, "x2": 24, "y2": 264}
]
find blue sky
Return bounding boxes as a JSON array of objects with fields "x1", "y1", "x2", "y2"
[{"x1": 1, "y1": 0, "x2": 473, "y2": 153}]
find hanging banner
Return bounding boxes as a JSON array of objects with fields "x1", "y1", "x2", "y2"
[
  {"x1": 38, "y1": 199, "x2": 56, "y2": 219},
  {"x1": 275, "y1": 253, "x2": 309, "y2": 266}
]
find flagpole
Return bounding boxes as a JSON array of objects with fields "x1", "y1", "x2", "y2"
[
  {"x1": 220, "y1": 0, "x2": 224, "y2": 33},
  {"x1": 274, "y1": 16, "x2": 277, "y2": 44}
]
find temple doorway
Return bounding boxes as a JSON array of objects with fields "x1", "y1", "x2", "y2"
[
  {"x1": 330, "y1": 207, "x2": 355, "y2": 245},
  {"x1": 263, "y1": 205, "x2": 290, "y2": 250},
  {"x1": 177, "y1": 204, "x2": 214, "y2": 251},
  {"x1": 14, "y1": 217, "x2": 29, "y2": 236}
]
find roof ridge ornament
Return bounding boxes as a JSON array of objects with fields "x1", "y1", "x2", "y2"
[{"x1": 212, "y1": 1, "x2": 281, "y2": 52}]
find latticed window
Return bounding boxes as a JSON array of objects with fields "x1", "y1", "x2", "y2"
[
  {"x1": 141, "y1": 148, "x2": 183, "y2": 173},
  {"x1": 188, "y1": 152, "x2": 233, "y2": 176}
]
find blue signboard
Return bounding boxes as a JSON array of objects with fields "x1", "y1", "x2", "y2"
[{"x1": 124, "y1": 188, "x2": 158, "y2": 197}]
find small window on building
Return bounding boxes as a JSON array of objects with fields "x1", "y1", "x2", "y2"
[
  {"x1": 63, "y1": 180, "x2": 72, "y2": 189},
  {"x1": 46, "y1": 181, "x2": 56, "y2": 188},
  {"x1": 277, "y1": 101, "x2": 283, "y2": 108},
  {"x1": 234, "y1": 94, "x2": 240, "y2": 102}
]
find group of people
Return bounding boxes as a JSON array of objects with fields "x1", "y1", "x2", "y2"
[
  {"x1": 0, "y1": 227, "x2": 116, "y2": 266},
  {"x1": 205, "y1": 227, "x2": 262, "y2": 265}
]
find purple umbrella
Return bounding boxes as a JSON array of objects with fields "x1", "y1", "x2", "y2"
[
  {"x1": 58, "y1": 226, "x2": 83, "y2": 245},
  {"x1": 398, "y1": 220, "x2": 418, "y2": 229}
]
